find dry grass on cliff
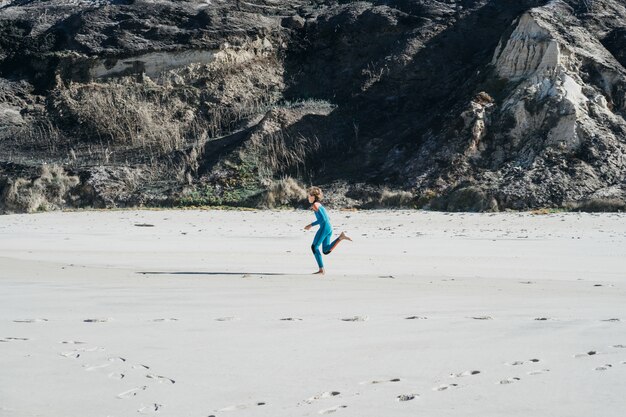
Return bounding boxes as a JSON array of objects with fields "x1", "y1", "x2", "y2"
[
  {"x1": 1, "y1": 164, "x2": 78, "y2": 213},
  {"x1": 567, "y1": 198, "x2": 626, "y2": 212},
  {"x1": 16, "y1": 118, "x2": 63, "y2": 152},
  {"x1": 160, "y1": 52, "x2": 284, "y2": 139},
  {"x1": 57, "y1": 83, "x2": 200, "y2": 154},
  {"x1": 260, "y1": 177, "x2": 307, "y2": 208},
  {"x1": 257, "y1": 130, "x2": 321, "y2": 178},
  {"x1": 12, "y1": 53, "x2": 287, "y2": 167},
  {"x1": 246, "y1": 102, "x2": 334, "y2": 181},
  {"x1": 54, "y1": 79, "x2": 282, "y2": 158}
]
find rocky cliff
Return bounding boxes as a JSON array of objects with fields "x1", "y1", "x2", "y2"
[{"x1": 1, "y1": 0, "x2": 625, "y2": 212}]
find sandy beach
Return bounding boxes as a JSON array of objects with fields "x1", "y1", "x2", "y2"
[{"x1": 1, "y1": 209, "x2": 625, "y2": 417}]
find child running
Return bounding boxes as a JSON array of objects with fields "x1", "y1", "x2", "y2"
[{"x1": 304, "y1": 186, "x2": 352, "y2": 275}]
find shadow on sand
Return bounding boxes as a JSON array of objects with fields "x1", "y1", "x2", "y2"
[{"x1": 137, "y1": 271, "x2": 292, "y2": 276}]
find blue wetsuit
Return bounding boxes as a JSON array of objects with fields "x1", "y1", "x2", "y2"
[{"x1": 310, "y1": 204, "x2": 341, "y2": 268}]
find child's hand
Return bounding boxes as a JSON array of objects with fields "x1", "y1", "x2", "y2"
[{"x1": 304, "y1": 224, "x2": 312, "y2": 230}]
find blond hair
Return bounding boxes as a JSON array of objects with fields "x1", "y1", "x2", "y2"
[{"x1": 307, "y1": 186, "x2": 323, "y2": 202}]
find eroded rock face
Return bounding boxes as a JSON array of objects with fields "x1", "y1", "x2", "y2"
[
  {"x1": 492, "y1": 13, "x2": 561, "y2": 81},
  {"x1": 0, "y1": 0, "x2": 625, "y2": 212},
  {"x1": 453, "y1": 2, "x2": 626, "y2": 209}
]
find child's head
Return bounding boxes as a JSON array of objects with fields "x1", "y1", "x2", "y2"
[{"x1": 307, "y1": 186, "x2": 323, "y2": 204}]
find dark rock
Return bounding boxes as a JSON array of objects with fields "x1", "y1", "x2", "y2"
[
  {"x1": 431, "y1": 186, "x2": 499, "y2": 212},
  {"x1": 281, "y1": 15, "x2": 305, "y2": 30}
]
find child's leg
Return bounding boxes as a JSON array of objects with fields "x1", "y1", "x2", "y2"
[
  {"x1": 322, "y1": 231, "x2": 341, "y2": 255},
  {"x1": 311, "y1": 229, "x2": 324, "y2": 268}
]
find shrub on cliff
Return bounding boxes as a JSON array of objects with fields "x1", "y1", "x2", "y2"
[{"x1": 0, "y1": 165, "x2": 79, "y2": 213}]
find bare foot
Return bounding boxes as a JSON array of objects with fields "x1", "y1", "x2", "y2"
[
  {"x1": 340, "y1": 232, "x2": 352, "y2": 242},
  {"x1": 313, "y1": 269, "x2": 325, "y2": 275}
]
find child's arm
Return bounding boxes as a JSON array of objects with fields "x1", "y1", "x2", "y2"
[
  {"x1": 306, "y1": 203, "x2": 324, "y2": 228},
  {"x1": 310, "y1": 203, "x2": 322, "y2": 226},
  {"x1": 305, "y1": 205, "x2": 319, "y2": 229}
]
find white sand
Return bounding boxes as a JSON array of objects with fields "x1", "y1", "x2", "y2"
[{"x1": 1, "y1": 209, "x2": 625, "y2": 417}]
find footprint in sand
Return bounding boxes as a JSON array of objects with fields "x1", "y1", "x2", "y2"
[
  {"x1": 341, "y1": 316, "x2": 368, "y2": 322},
  {"x1": 397, "y1": 394, "x2": 418, "y2": 401},
  {"x1": 61, "y1": 346, "x2": 105, "y2": 359},
  {"x1": 108, "y1": 357, "x2": 127, "y2": 363},
  {"x1": 138, "y1": 403, "x2": 163, "y2": 414},
  {"x1": 61, "y1": 341, "x2": 86, "y2": 345},
  {"x1": 405, "y1": 316, "x2": 428, "y2": 320},
  {"x1": 433, "y1": 383, "x2": 459, "y2": 391},
  {"x1": 83, "y1": 363, "x2": 111, "y2": 371},
  {"x1": 505, "y1": 359, "x2": 540, "y2": 366},
  {"x1": 109, "y1": 372, "x2": 125, "y2": 380},
  {"x1": 146, "y1": 374, "x2": 175, "y2": 384},
  {"x1": 610, "y1": 345, "x2": 626, "y2": 349},
  {"x1": 81, "y1": 346, "x2": 104, "y2": 353},
  {"x1": 133, "y1": 364, "x2": 151, "y2": 370},
  {"x1": 280, "y1": 318, "x2": 303, "y2": 321},
  {"x1": 152, "y1": 318, "x2": 178, "y2": 322},
  {"x1": 450, "y1": 370, "x2": 481, "y2": 378},
  {"x1": 602, "y1": 318, "x2": 621, "y2": 322},
  {"x1": 13, "y1": 318, "x2": 48, "y2": 323},
  {"x1": 574, "y1": 350, "x2": 602, "y2": 358},
  {"x1": 594, "y1": 364, "x2": 613, "y2": 371},
  {"x1": 469, "y1": 316, "x2": 492, "y2": 320},
  {"x1": 319, "y1": 405, "x2": 347, "y2": 414},
  {"x1": 215, "y1": 317, "x2": 240, "y2": 322},
  {"x1": 360, "y1": 378, "x2": 401, "y2": 385},
  {"x1": 499, "y1": 377, "x2": 521, "y2": 384},
  {"x1": 304, "y1": 391, "x2": 340, "y2": 404},
  {"x1": 83, "y1": 318, "x2": 111, "y2": 323},
  {"x1": 534, "y1": 317, "x2": 554, "y2": 321},
  {"x1": 117, "y1": 386, "x2": 148, "y2": 399},
  {"x1": 217, "y1": 402, "x2": 266, "y2": 412},
  {"x1": 527, "y1": 369, "x2": 550, "y2": 375},
  {"x1": 0, "y1": 337, "x2": 29, "y2": 342}
]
